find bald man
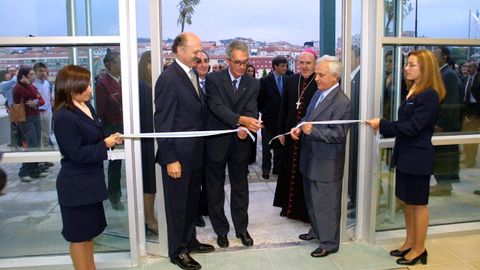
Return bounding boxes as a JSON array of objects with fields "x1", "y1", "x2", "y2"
[{"x1": 154, "y1": 32, "x2": 214, "y2": 270}]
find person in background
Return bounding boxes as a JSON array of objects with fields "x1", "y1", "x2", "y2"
[
  {"x1": 0, "y1": 66, "x2": 20, "y2": 148},
  {"x1": 366, "y1": 50, "x2": 446, "y2": 266},
  {"x1": 95, "y1": 49, "x2": 125, "y2": 211},
  {"x1": 13, "y1": 67, "x2": 47, "y2": 182},
  {"x1": 258, "y1": 56, "x2": 288, "y2": 179},
  {"x1": 194, "y1": 50, "x2": 210, "y2": 228},
  {"x1": 54, "y1": 65, "x2": 122, "y2": 270},
  {"x1": 33, "y1": 63, "x2": 55, "y2": 152},
  {"x1": 273, "y1": 49, "x2": 317, "y2": 221},
  {"x1": 138, "y1": 51, "x2": 158, "y2": 234},
  {"x1": 246, "y1": 64, "x2": 256, "y2": 78}
]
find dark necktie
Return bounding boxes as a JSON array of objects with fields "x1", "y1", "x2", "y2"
[
  {"x1": 465, "y1": 76, "x2": 473, "y2": 104},
  {"x1": 232, "y1": 79, "x2": 238, "y2": 95},
  {"x1": 277, "y1": 76, "x2": 283, "y2": 96},
  {"x1": 305, "y1": 91, "x2": 321, "y2": 119},
  {"x1": 200, "y1": 80, "x2": 206, "y2": 94}
]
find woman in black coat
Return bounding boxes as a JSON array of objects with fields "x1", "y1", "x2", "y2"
[
  {"x1": 367, "y1": 50, "x2": 446, "y2": 266},
  {"x1": 54, "y1": 65, "x2": 122, "y2": 270}
]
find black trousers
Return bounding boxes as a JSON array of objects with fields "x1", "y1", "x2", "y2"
[
  {"x1": 162, "y1": 167, "x2": 202, "y2": 258},
  {"x1": 206, "y1": 152, "x2": 249, "y2": 236},
  {"x1": 261, "y1": 128, "x2": 281, "y2": 174}
]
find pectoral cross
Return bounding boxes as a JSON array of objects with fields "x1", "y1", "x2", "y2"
[{"x1": 296, "y1": 100, "x2": 301, "y2": 109}]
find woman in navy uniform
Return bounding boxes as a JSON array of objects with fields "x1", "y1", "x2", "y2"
[
  {"x1": 367, "y1": 50, "x2": 445, "y2": 266},
  {"x1": 54, "y1": 65, "x2": 122, "y2": 270}
]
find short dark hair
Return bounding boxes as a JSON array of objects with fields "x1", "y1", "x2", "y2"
[
  {"x1": 0, "y1": 70, "x2": 8, "y2": 82},
  {"x1": 54, "y1": 65, "x2": 91, "y2": 112},
  {"x1": 33, "y1": 62, "x2": 47, "y2": 72},
  {"x1": 200, "y1": 50, "x2": 210, "y2": 61},
  {"x1": 172, "y1": 33, "x2": 187, "y2": 54},
  {"x1": 272, "y1": 56, "x2": 287, "y2": 69},
  {"x1": 103, "y1": 48, "x2": 120, "y2": 71},
  {"x1": 437, "y1": 46, "x2": 451, "y2": 62}
]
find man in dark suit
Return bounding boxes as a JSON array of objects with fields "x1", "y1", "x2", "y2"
[
  {"x1": 462, "y1": 60, "x2": 480, "y2": 169},
  {"x1": 258, "y1": 56, "x2": 288, "y2": 179},
  {"x1": 292, "y1": 55, "x2": 351, "y2": 258},
  {"x1": 205, "y1": 40, "x2": 261, "y2": 248},
  {"x1": 154, "y1": 32, "x2": 214, "y2": 270},
  {"x1": 431, "y1": 47, "x2": 463, "y2": 196}
]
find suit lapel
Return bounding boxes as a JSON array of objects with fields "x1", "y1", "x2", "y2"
[
  {"x1": 269, "y1": 74, "x2": 281, "y2": 98},
  {"x1": 173, "y1": 61, "x2": 202, "y2": 104},
  {"x1": 309, "y1": 86, "x2": 340, "y2": 120},
  {"x1": 222, "y1": 70, "x2": 235, "y2": 103},
  {"x1": 234, "y1": 74, "x2": 248, "y2": 104},
  {"x1": 73, "y1": 104, "x2": 102, "y2": 128}
]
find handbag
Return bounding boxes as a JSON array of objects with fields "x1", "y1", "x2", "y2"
[{"x1": 8, "y1": 99, "x2": 26, "y2": 123}]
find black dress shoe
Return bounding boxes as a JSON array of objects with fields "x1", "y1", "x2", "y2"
[
  {"x1": 170, "y1": 253, "x2": 201, "y2": 270},
  {"x1": 190, "y1": 240, "x2": 214, "y2": 253},
  {"x1": 396, "y1": 250, "x2": 428, "y2": 265},
  {"x1": 474, "y1": 190, "x2": 480, "y2": 195},
  {"x1": 262, "y1": 172, "x2": 269, "y2": 179},
  {"x1": 310, "y1": 247, "x2": 337, "y2": 258},
  {"x1": 299, "y1": 233, "x2": 315, "y2": 241},
  {"x1": 279, "y1": 209, "x2": 287, "y2": 217},
  {"x1": 195, "y1": 216, "x2": 206, "y2": 227},
  {"x1": 389, "y1": 248, "x2": 411, "y2": 257},
  {"x1": 236, "y1": 231, "x2": 254, "y2": 246},
  {"x1": 217, "y1": 235, "x2": 229, "y2": 248}
]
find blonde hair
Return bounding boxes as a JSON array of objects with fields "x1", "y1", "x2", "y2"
[{"x1": 405, "y1": 49, "x2": 446, "y2": 101}]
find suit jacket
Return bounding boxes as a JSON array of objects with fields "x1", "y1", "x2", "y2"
[
  {"x1": 258, "y1": 73, "x2": 285, "y2": 130},
  {"x1": 380, "y1": 88, "x2": 440, "y2": 175},
  {"x1": 54, "y1": 104, "x2": 108, "y2": 207},
  {"x1": 437, "y1": 65, "x2": 462, "y2": 132},
  {"x1": 95, "y1": 74, "x2": 123, "y2": 124},
  {"x1": 299, "y1": 86, "x2": 352, "y2": 182},
  {"x1": 462, "y1": 72, "x2": 480, "y2": 115},
  {"x1": 205, "y1": 69, "x2": 259, "y2": 162},
  {"x1": 154, "y1": 61, "x2": 206, "y2": 171}
]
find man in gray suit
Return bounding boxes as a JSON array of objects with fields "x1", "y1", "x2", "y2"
[{"x1": 291, "y1": 55, "x2": 352, "y2": 258}]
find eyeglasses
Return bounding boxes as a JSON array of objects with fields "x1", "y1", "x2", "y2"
[
  {"x1": 196, "y1": 59, "x2": 209, "y2": 64},
  {"x1": 231, "y1": 59, "x2": 249, "y2": 66}
]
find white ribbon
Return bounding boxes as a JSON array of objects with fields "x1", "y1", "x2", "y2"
[
  {"x1": 268, "y1": 119, "x2": 366, "y2": 145},
  {"x1": 121, "y1": 126, "x2": 255, "y2": 141}
]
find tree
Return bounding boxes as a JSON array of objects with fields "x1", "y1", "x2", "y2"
[
  {"x1": 384, "y1": 0, "x2": 413, "y2": 35},
  {"x1": 177, "y1": 0, "x2": 200, "y2": 32},
  {"x1": 262, "y1": 69, "x2": 268, "y2": 78}
]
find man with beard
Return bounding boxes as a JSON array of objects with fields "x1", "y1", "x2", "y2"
[{"x1": 273, "y1": 49, "x2": 317, "y2": 221}]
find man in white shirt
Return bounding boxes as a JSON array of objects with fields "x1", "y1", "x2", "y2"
[{"x1": 33, "y1": 63, "x2": 54, "y2": 150}]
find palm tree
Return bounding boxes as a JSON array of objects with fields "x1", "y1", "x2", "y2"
[
  {"x1": 384, "y1": 0, "x2": 413, "y2": 35},
  {"x1": 177, "y1": 0, "x2": 201, "y2": 32}
]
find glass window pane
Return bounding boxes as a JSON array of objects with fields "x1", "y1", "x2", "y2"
[
  {"x1": 381, "y1": 45, "x2": 480, "y2": 131},
  {"x1": 401, "y1": 0, "x2": 479, "y2": 38},
  {"x1": 376, "y1": 144, "x2": 480, "y2": 231},
  {"x1": 0, "y1": 46, "x2": 123, "y2": 154},
  {"x1": 0, "y1": 161, "x2": 129, "y2": 258},
  {"x1": 0, "y1": 0, "x2": 119, "y2": 37}
]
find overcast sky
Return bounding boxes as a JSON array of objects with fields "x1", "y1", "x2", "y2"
[{"x1": 0, "y1": 0, "x2": 479, "y2": 45}]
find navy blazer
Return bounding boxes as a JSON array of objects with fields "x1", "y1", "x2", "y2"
[
  {"x1": 205, "y1": 69, "x2": 259, "y2": 162},
  {"x1": 154, "y1": 61, "x2": 207, "y2": 171},
  {"x1": 258, "y1": 73, "x2": 285, "y2": 130},
  {"x1": 54, "y1": 104, "x2": 108, "y2": 207},
  {"x1": 380, "y1": 88, "x2": 440, "y2": 175},
  {"x1": 299, "y1": 86, "x2": 352, "y2": 182}
]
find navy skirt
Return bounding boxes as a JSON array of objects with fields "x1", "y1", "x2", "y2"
[
  {"x1": 60, "y1": 201, "x2": 107, "y2": 242},
  {"x1": 395, "y1": 170, "x2": 430, "y2": 205}
]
